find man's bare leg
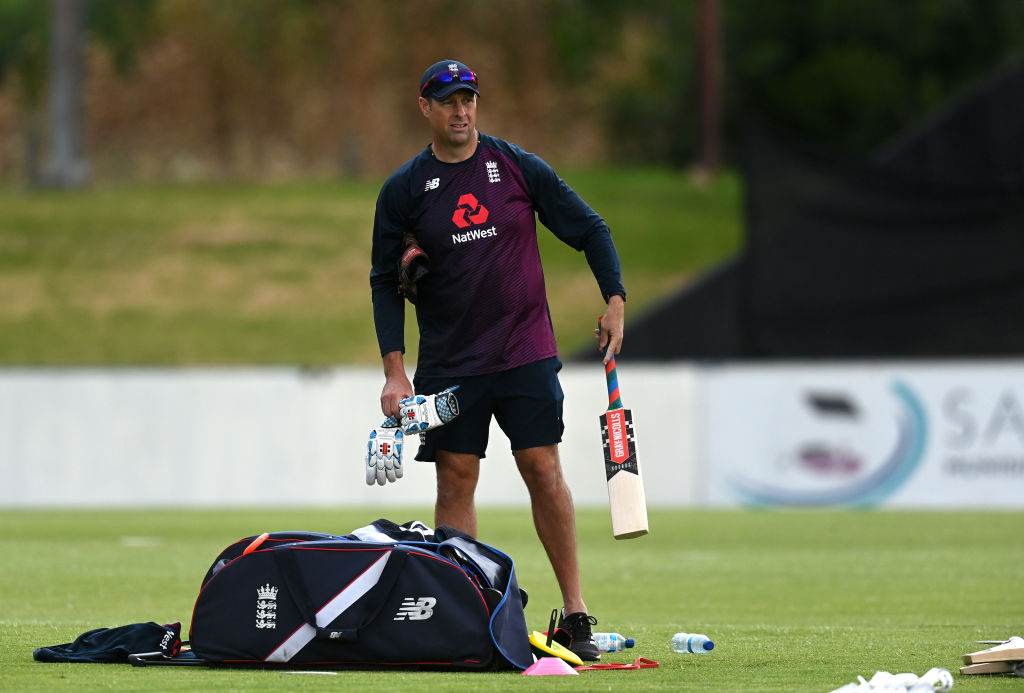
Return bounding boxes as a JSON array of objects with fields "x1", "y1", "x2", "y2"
[
  {"x1": 514, "y1": 444, "x2": 587, "y2": 615},
  {"x1": 434, "y1": 450, "x2": 480, "y2": 537}
]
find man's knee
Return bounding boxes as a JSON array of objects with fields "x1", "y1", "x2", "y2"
[
  {"x1": 514, "y1": 445, "x2": 564, "y2": 490},
  {"x1": 436, "y1": 451, "x2": 479, "y2": 501}
]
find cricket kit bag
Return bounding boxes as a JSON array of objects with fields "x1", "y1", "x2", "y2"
[{"x1": 188, "y1": 520, "x2": 533, "y2": 670}]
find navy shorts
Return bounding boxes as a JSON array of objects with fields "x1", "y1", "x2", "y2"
[{"x1": 413, "y1": 357, "x2": 565, "y2": 462}]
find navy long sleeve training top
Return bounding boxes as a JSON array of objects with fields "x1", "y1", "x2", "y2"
[{"x1": 370, "y1": 133, "x2": 625, "y2": 378}]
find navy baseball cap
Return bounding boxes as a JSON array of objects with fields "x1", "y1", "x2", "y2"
[{"x1": 419, "y1": 60, "x2": 480, "y2": 100}]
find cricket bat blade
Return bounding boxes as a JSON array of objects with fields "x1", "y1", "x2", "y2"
[
  {"x1": 600, "y1": 406, "x2": 649, "y2": 539},
  {"x1": 597, "y1": 316, "x2": 648, "y2": 539}
]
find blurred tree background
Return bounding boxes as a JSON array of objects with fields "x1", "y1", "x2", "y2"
[{"x1": 1, "y1": 0, "x2": 1022, "y2": 185}]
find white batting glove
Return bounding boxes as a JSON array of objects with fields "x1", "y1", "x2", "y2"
[
  {"x1": 398, "y1": 386, "x2": 460, "y2": 434},
  {"x1": 366, "y1": 425, "x2": 404, "y2": 486}
]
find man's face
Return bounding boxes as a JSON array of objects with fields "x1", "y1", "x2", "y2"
[{"x1": 420, "y1": 90, "x2": 477, "y2": 148}]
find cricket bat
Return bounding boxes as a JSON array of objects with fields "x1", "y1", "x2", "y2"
[
  {"x1": 962, "y1": 637, "x2": 1024, "y2": 665},
  {"x1": 959, "y1": 661, "x2": 1019, "y2": 675},
  {"x1": 598, "y1": 319, "x2": 649, "y2": 539}
]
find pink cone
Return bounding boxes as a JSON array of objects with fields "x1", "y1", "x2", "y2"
[{"x1": 522, "y1": 657, "x2": 579, "y2": 676}]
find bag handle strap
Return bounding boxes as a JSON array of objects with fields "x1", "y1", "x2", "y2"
[{"x1": 274, "y1": 545, "x2": 409, "y2": 643}]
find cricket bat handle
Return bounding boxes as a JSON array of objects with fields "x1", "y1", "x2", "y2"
[{"x1": 599, "y1": 317, "x2": 623, "y2": 409}]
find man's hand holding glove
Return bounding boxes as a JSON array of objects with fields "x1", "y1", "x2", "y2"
[
  {"x1": 396, "y1": 386, "x2": 460, "y2": 434},
  {"x1": 365, "y1": 386, "x2": 460, "y2": 486}
]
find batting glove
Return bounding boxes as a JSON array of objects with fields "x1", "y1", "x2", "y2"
[
  {"x1": 398, "y1": 386, "x2": 460, "y2": 434},
  {"x1": 366, "y1": 425, "x2": 404, "y2": 486},
  {"x1": 397, "y1": 232, "x2": 430, "y2": 305}
]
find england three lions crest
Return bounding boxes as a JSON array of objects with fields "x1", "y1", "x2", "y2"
[{"x1": 256, "y1": 583, "x2": 278, "y2": 629}]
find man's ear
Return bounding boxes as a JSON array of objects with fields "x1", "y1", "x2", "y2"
[{"x1": 418, "y1": 96, "x2": 431, "y2": 117}]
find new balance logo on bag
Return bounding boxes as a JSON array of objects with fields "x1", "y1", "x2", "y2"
[{"x1": 394, "y1": 597, "x2": 436, "y2": 621}]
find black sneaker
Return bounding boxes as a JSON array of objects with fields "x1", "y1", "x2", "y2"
[{"x1": 557, "y1": 611, "x2": 600, "y2": 662}]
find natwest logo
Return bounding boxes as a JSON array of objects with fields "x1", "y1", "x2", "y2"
[{"x1": 452, "y1": 193, "x2": 488, "y2": 228}]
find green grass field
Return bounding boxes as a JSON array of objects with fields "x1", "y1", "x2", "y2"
[
  {"x1": 0, "y1": 169, "x2": 742, "y2": 365},
  {"x1": 3, "y1": 170, "x2": 1021, "y2": 691},
  {"x1": 3, "y1": 507, "x2": 1022, "y2": 692}
]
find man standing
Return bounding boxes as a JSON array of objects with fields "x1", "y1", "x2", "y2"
[{"x1": 369, "y1": 59, "x2": 625, "y2": 662}]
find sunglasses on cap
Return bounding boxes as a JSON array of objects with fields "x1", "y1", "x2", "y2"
[{"x1": 420, "y1": 69, "x2": 479, "y2": 96}]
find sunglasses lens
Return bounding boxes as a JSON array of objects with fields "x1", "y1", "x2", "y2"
[{"x1": 422, "y1": 68, "x2": 477, "y2": 96}]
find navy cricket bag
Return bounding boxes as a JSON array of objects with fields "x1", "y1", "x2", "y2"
[{"x1": 188, "y1": 523, "x2": 533, "y2": 670}]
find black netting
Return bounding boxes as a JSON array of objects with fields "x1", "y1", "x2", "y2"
[
  {"x1": 875, "y1": 57, "x2": 1024, "y2": 187},
  {"x1": 607, "y1": 58, "x2": 1024, "y2": 361},
  {"x1": 742, "y1": 118, "x2": 1024, "y2": 357}
]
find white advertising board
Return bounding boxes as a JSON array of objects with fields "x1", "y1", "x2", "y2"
[
  {"x1": 704, "y1": 362, "x2": 1024, "y2": 507},
  {"x1": 0, "y1": 365, "x2": 698, "y2": 508}
]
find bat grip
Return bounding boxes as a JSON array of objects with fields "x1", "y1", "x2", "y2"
[
  {"x1": 599, "y1": 317, "x2": 623, "y2": 409},
  {"x1": 604, "y1": 355, "x2": 623, "y2": 409}
]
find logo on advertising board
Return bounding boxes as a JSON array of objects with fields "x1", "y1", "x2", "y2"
[
  {"x1": 729, "y1": 380, "x2": 927, "y2": 506},
  {"x1": 942, "y1": 386, "x2": 1024, "y2": 480}
]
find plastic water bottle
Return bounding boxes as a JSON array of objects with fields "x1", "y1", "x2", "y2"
[
  {"x1": 671, "y1": 632, "x2": 714, "y2": 653},
  {"x1": 592, "y1": 632, "x2": 635, "y2": 652}
]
